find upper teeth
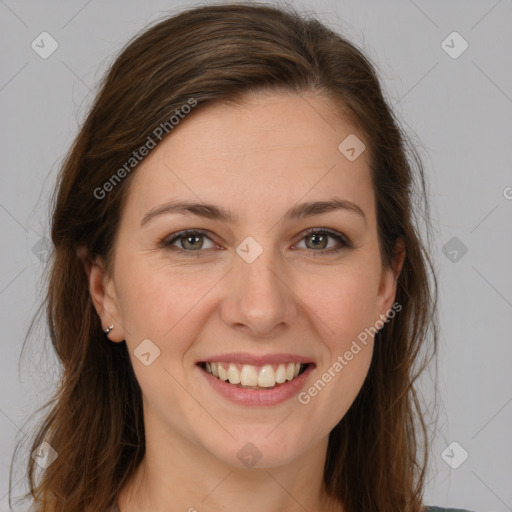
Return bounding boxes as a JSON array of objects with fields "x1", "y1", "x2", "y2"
[{"x1": 204, "y1": 362, "x2": 303, "y2": 388}]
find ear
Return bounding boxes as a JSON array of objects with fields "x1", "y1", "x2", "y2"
[
  {"x1": 76, "y1": 245, "x2": 126, "y2": 342},
  {"x1": 375, "y1": 237, "x2": 406, "y2": 321}
]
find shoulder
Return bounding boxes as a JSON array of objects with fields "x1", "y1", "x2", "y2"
[{"x1": 425, "y1": 506, "x2": 475, "y2": 512}]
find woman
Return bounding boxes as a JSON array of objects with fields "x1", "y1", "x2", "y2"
[{"x1": 15, "y1": 3, "x2": 474, "y2": 512}]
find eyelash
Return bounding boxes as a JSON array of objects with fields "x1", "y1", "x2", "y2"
[{"x1": 161, "y1": 228, "x2": 352, "y2": 258}]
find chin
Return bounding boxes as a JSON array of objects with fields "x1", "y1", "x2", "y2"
[{"x1": 202, "y1": 428, "x2": 311, "y2": 469}]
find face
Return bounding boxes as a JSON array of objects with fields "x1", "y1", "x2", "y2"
[{"x1": 87, "y1": 91, "x2": 403, "y2": 469}]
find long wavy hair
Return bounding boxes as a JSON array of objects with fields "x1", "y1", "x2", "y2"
[{"x1": 11, "y1": 3, "x2": 438, "y2": 511}]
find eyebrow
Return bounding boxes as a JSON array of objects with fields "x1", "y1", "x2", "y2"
[{"x1": 140, "y1": 198, "x2": 367, "y2": 227}]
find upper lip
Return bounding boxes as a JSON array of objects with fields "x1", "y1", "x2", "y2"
[{"x1": 198, "y1": 352, "x2": 315, "y2": 366}]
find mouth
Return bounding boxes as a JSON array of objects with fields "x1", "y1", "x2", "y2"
[{"x1": 197, "y1": 361, "x2": 312, "y2": 389}]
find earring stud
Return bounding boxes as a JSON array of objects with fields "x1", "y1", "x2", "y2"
[{"x1": 104, "y1": 324, "x2": 114, "y2": 334}]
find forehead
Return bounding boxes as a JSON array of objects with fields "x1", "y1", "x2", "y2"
[{"x1": 122, "y1": 92, "x2": 374, "y2": 225}]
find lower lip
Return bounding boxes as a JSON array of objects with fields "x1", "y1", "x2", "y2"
[{"x1": 197, "y1": 364, "x2": 315, "y2": 406}]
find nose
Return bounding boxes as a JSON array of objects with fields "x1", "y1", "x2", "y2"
[{"x1": 219, "y1": 244, "x2": 298, "y2": 338}]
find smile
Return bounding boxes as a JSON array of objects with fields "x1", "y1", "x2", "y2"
[{"x1": 200, "y1": 361, "x2": 309, "y2": 389}]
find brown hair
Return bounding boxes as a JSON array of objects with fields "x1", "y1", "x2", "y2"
[{"x1": 12, "y1": 3, "x2": 438, "y2": 511}]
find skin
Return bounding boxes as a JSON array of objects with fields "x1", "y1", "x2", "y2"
[{"x1": 83, "y1": 91, "x2": 405, "y2": 512}]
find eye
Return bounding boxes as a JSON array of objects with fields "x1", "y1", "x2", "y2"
[
  {"x1": 161, "y1": 228, "x2": 351, "y2": 257},
  {"x1": 163, "y1": 229, "x2": 217, "y2": 256},
  {"x1": 294, "y1": 228, "x2": 352, "y2": 255}
]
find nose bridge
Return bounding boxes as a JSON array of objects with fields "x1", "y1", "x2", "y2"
[{"x1": 222, "y1": 235, "x2": 295, "y2": 335}]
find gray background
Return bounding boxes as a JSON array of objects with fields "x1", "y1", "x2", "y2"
[{"x1": 1, "y1": 0, "x2": 511, "y2": 510}]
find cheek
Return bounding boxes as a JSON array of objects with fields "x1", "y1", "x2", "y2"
[
  {"x1": 113, "y1": 258, "x2": 214, "y2": 427},
  {"x1": 115, "y1": 253, "x2": 218, "y2": 343},
  {"x1": 300, "y1": 277, "x2": 376, "y2": 429},
  {"x1": 301, "y1": 261, "x2": 381, "y2": 345},
  {"x1": 318, "y1": 346, "x2": 373, "y2": 431},
  {"x1": 298, "y1": 262, "x2": 378, "y2": 404}
]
